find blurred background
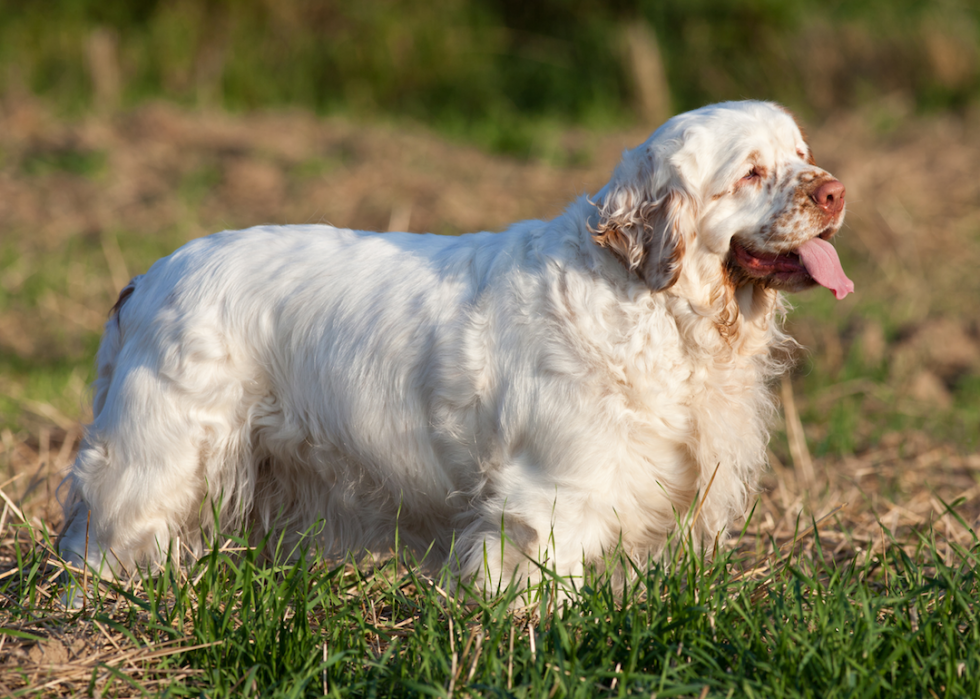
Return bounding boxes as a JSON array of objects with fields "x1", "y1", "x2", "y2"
[
  {"x1": 0, "y1": 0, "x2": 978, "y2": 537},
  {"x1": 1, "y1": 0, "x2": 978, "y2": 151}
]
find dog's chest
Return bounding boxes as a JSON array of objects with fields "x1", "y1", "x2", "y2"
[{"x1": 622, "y1": 328, "x2": 771, "y2": 468}]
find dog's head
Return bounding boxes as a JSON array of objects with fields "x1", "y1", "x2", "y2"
[{"x1": 591, "y1": 101, "x2": 852, "y2": 300}]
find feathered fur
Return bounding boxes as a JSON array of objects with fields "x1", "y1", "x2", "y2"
[{"x1": 58, "y1": 100, "x2": 846, "y2": 594}]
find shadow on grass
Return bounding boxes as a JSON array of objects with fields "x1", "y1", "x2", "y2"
[{"x1": 1, "y1": 506, "x2": 979, "y2": 698}]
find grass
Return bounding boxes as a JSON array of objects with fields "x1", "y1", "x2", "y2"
[
  {"x1": 1, "y1": 100, "x2": 977, "y2": 452},
  {"x1": 20, "y1": 147, "x2": 106, "y2": 179},
  {"x1": 0, "y1": 225, "x2": 190, "y2": 435},
  {"x1": 2, "y1": 511, "x2": 979, "y2": 697},
  {"x1": 1, "y1": 1, "x2": 977, "y2": 157},
  {"x1": 1, "y1": 72, "x2": 979, "y2": 696}
]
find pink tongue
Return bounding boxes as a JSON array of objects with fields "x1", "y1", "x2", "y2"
[{"x1": 796, "y1": 238, "x2": 854, "y2": 300}]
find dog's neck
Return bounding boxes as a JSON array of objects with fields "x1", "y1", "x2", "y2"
[{"x1": 570, "y1": 200, "x2": 793, "y2": 376}]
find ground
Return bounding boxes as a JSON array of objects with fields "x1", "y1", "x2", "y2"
[{"x1": 1, "y1": 97, "x2": 978, "y2": 693}]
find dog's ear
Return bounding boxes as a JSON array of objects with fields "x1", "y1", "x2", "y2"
[{"x1": 590, "y1": 158, "x2": 696, "y2": 291}]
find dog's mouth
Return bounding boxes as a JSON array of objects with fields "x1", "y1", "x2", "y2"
[{"x1": 728, "y1": 235, "x2": 854, "y2": 299}]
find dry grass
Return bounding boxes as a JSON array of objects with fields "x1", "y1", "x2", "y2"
[
  {"x1": 1, "y1": 96, "x2": 979, "y2": 695},
  {"x1": 1, "y1": 421, "x2": 977, "y2": 696}
]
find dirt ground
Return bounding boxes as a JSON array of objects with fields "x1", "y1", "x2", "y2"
[{"x1": 1, "y1": 95, "x2": 979, "y2": 580}]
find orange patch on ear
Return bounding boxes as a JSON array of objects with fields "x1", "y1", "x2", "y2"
[
  {"x1": 590, "y1": 189, "x2": 689, "y2": 291},
  {"x1": 591, "y1": 224, "x2": 621, "y2": 250},
  {"x1": 592, "y1": 223, "x2": 639, "y2": 268},
  {"x1": 661, "y1": 233, "x2": 685, "y2": 289}
]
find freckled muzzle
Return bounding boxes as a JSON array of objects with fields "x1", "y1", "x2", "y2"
[{"x1": 727, "y1": 174, "x2": 853, "y2": 299}]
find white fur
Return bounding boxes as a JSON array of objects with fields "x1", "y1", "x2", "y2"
[{"x1": 59, "y1": 101, "x2": 845, "y2": 593}]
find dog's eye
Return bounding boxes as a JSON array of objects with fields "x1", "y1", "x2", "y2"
[{"x1": 742, "y1": 167, "x2": 760, "y2": 181}]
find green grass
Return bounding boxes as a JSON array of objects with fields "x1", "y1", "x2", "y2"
[
  {"x1": 3, "y1": 517, "x2": 979, "y2": 698},
  {"x1": 20, "y1": 146, "x2": 106, "y2": 179},
  {"x1": 1, "y1": 1, "x2": 977, "y2": 156},
  {"x1": 0, "y1": 226, "x2": 193, "y2": 433}
]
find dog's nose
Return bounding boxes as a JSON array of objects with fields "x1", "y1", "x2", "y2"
[{"x1": 811, "y1": 179, "x2": 845, "y2": 216}]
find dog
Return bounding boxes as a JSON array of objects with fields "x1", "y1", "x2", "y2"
[{"x1": 58, "y1": 100, "x2": 852, "y2": 596}]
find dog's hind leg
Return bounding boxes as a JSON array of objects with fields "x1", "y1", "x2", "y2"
[
  {"x1": 58, "y1": 326, "x2": 250, "y2": 594},
  {"x1": 60, "y1": 371, "x2": 214, "y2": 570}
]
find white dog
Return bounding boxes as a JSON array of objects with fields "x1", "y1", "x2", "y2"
[{"x1": 59, "y1": 101, "x2": 852, "y2": 594}]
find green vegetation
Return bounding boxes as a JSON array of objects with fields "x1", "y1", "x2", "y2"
[
  {"x1": 3, "y1": 519, "x2": 978, "y2": 697},
  {"x1": 1, "y1": 4, "x2": 978, "y2": 694},
  {"x1": 0, "y1": 225, "x2": 189, "y2": 431},
  {"x1": 1, "y1": 1, "x2": 977, "y2": 153}
]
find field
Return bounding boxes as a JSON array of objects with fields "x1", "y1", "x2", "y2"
[{"x1": 1, "y1": 93, "x2": 979, "y2": 696}]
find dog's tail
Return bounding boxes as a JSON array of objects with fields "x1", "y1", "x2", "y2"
[
  {"x1": 108, "y1": 275, "x2": 139, "y2": 320},
  {"x1": 91, "y1": 275, "x2": 143, "y2": 419}
]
